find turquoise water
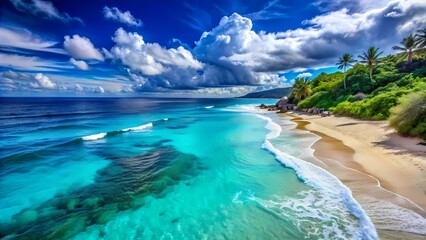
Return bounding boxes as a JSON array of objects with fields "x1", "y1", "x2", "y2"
[{"x1": 0, "y1": 98, "x2": 377, "y2": 239}]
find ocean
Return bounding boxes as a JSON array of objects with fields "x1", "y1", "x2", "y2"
[{"x1": 0, "y1": 97, "x2": 378, "y2": 239}]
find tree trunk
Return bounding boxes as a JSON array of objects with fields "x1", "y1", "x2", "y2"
[
  {"x1": 369, "y1": 65, "x2": 373, "y2": 82},
  {"x1": 408, "y1": 50, "x2": 413, "y2": 63},
  {"x1": 343, "y1": 73, "x2": 347, "y2": 89}
]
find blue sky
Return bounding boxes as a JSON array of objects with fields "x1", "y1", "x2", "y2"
[{"x1": 0, "y1": 0, "x2": 425, "y2": 97}]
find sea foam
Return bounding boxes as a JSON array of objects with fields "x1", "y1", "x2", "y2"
[
  {"x1": 121, "y1": 123, "x2": 153, "y2": 132},
  {"x1": 257, "y1": 114, "x2": 378, "y2": 240},
  {"x1": 81, "y1": 122, "x2": 153, "y2": 141},
  {"x1": 254, "y1": 114, "x2": 281, "y2": 139},
  {"x1": 81, "y1": 132, "x2": 107, "y2": 141}
]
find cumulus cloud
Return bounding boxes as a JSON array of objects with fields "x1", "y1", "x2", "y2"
[
  {"x1": 106, "y1": 17, "x2": 287, "y2": 92},
  {"x1": 0, "y1": 27, "x2": 65, "y2": 54},
  {"x1": 64, "y1": 35, "x2": 104, "y2": 61},
  {"x1": 104, "y1": 28, "x2": 209, "y2": 91},
  {"x1": 69, "y1": 58, "x2": 89, "y2": 70},
  {"x1": 33, "y1": 73, "x2": 55, "y2": 88},
  {"x1": 0, "y1": 71, "x2": 56, "y2": 91},
  {"x1": 296, "y1": 72, "x2": 313, "y2": 78},
  {"x1": 193, "y1": 13, "x2": 291, "y2": 86},
  {"x1": 106, "y1": 28, "x2": 203, "y2": 75},
  {"x1": 103, "y1": 6, "x2": 142, "y2": 27},
  {"x1": 9, "y1": 0, "x2": 83, "y2": 24},
  {"x1": 195, "y1": 1, "x2": 426, "y2": 75}
]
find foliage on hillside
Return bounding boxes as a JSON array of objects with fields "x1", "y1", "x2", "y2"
[{"x1": 292, "y1": 52, "x2": 426, "y2": 138}]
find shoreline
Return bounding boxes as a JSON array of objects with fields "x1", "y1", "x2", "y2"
[
  {"x1": 293, "y1": 114, "x2": 426, "y2": 209},
  {"x1": 288, "y1": 113, "x2": 426, "y2": 211},
  {"x1": 272, "y1": 111, "x2": 426, "y2": 237}
]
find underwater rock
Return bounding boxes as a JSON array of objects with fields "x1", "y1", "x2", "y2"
[
  {"x1": 82, "y1": 197, "x2": 100, "y2": 208},
  {"x1": 15, "y1": 210, "x2": 38, "y2": 225}
]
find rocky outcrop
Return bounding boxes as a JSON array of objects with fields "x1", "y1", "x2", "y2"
[
  {"x1": 258, "y1": 101, "x2": 332, "y2": 117},
  {"x1": 259, "y1": 104, "x2": 277, "y2": 111}
]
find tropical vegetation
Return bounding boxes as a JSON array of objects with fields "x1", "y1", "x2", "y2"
[
  {"x1": 415, "y1": 28, "x2": 426, "y2": 49},
  {"x1": 290, "y1": 77, "x2": 311, "y2": 101},
  {"x1": 336, "y1": 53, "x2": 356, "y2": 89},
  {"x1": 392, "y1": 34, "x2": 415, "y2": 63},
  {"x1": 290, "y1": 27, "x2": 426, "y2": 139},
  {"x1": 358, "y1": 47, "x2": 383, "y2": 82}
]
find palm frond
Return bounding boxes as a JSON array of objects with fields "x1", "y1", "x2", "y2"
[{"x1": 392, "y1": 46, "x2": 406, "y2": 51}]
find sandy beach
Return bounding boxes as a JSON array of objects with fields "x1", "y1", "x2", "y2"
[{"x1": 279, "y1": 112, "x2": 426, "y2": 238}]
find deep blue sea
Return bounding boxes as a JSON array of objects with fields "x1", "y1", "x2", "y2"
[{"x1": 0, "y1": 97, "x2": 378, "y2": 239}]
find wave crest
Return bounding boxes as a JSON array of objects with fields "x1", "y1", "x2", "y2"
[
  {"x1": 121, "y1": 123, "x2": 153, "y2": 132},
  {"x1": 81, "y1": 122, "x2": 154, "y2": 141},
  {"x1": 81, "y1": 132, "x2": 107, "y2": 141}
]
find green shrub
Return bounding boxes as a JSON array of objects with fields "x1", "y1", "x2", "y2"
[
  {"x1": 310, "y1": 72, "x2": 343, "y2": 93},
  {"x1": 346, "y1": 74, "x2": 374, "y2": 94},
  {"x1": 389, "y1": 91, "x2": 426, "y2": 139},
  {"x1": 297, "y1": 91, "x2": 328, "y2": 108},
  {"x1": 335, "y1": 90, "x2": 407, "y2": 119},
  {"x1": 297, "y1": 91, "x2": 350, "y2": 110}
]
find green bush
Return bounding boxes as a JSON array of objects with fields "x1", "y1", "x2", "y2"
[
  {"x1": 297, "y1": 91, "x2": 350, "y2": 110},
  {"x1": 389, "y1": 91, "x2": 426, "y2": 139},
  {"x1": 310, "y1": 72, "x2": 343, "y2": 93},
  {"x1": 297, "y1": 91, "x2": 328, "y2": 108},
  {"x1": 334, "y1": 90, "x2": 408, "y2": 119},
  {"x1": 346, "y1": 74, "x2": 374, "y2": 94}
]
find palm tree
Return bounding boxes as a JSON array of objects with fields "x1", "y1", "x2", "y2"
[
  {"x1": 392, "y1": 34, "x2": 415, "y2": 63},
  {"x1": 415, "y1": 28, "x2": 426, "y2": 49},
  {"x1": 336, "y1": 53, "x2": 356, "y2": 89},
  {"x1": 291, "y1": 78, "x2": 311, "y2": 101},
  {"x1": 358, "y1": 47, "x2": 383, "y2": 82}
]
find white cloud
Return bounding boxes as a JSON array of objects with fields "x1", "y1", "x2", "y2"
[
  {"x1": 103, "y1": 6, "x2": 142, "y2": 27},
  {"x1": 105, "y1": 28, "x2": 203, "y2": 77},
  {"x1": 1, "y1": 71, "x2": 56, "y2": 90},
  {"x1": 95, "y1": 86, "x2": 105, "y2": 93},
  {"x1": 0, "y1": 71, "x2": 121, "y2": 94},
  {"x1": 69, "y1": 58, "x2": 89, "y2": 70},
  {"x1": 75, "y1": 83, "x2": 83, "y2": 92},
  {"x1": 9, "y1": 0, "x2": 83, "y2": 24},
  {"x1": 64, "y1": 35, "x2": 104, "y2": 61},
  {"x1": 0, "y1": 27, "x2": 65, "y2": 54},
  {"x1": 244, "y1": 0, "x2": 288, "y2": 21},
  {"x1": 108, "y1": 13, "x2": 286, "y2": 91},
  {"x1": 0, "y1": 53, "x2": 66, "y2": 71},
  {"x1": 33, "y1": 73, "x2": 55, "y2": 89},
  {"x1": 296, "y1": 72, "x2": 313, "y2": 78},
  {"x1": 193, "y1": 13, "x2": 301, "y2": 86}
]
